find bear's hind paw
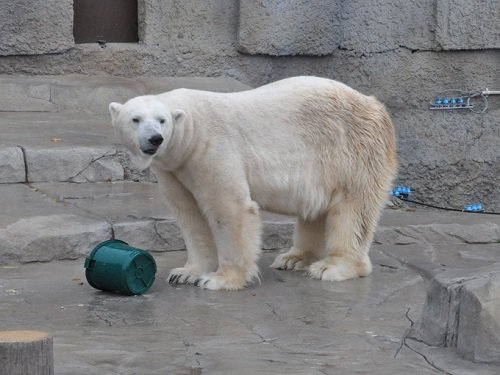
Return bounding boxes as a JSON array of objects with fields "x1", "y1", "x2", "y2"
[
  {"x1": 307, "y1": 256, "x2": 372, "y2": 281},
  {"x1": 271, "y1": 248, "x2": 316, "y2": 271},
  {"x1": 194, "y1": 267, "x2": 260, "y2": 290},
  {"x1": 193, "y1": 274, "x2": 244, "y2": 291}
]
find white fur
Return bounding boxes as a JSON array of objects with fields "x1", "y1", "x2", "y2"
[{"x1": 109, "y1": 76, "x2": 397, "y2": 290}]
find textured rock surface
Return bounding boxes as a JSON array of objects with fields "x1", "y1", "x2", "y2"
[
  {"x1": 239, "y1": 0, "x2": 436, "y2": 55},
  {"x1": 25, "y1": 147, "x2": 124, "y2": 183},
  {"x1": 0, "y1": 184, "x2": 111, "y2": 264},
  {"x1": 112, "y1": 219, "x2": 185, "y2": 252},
  {"x1": 0, "y1": 214, "x2": 111, "y2": 263},
  {"x1": 0, "y1": 0, "x2": 73, "y2": 56},
  {"x1": 1, "y1": 251, "x2": 500, "y2": 374},
  {"x1": 238, "y1": 0, "x2": 340, "y2": 56},
  {"x1": 0, "y1": 75, "x2": 251, "y2": 114},
  {"x1": 0, "y1": 147, "x2": 25, "y2": 183},
  {"x1": 32, "y1": 181, "x2": 295, "y2": 253},
  {"x1": 415, "y1": 265, "x2": 500, "y2": 364},
  {"x1": 375, "y1": 222, "x2": 500, "y2": 245},
  {"x1": 338, "y1": 0, "x2": 436, "y2": 53},
  {"x1": 0, "y1": 77, "x2": 54, "y2": 112},
  {"x1": 261, "y1": 218, "x2": 294, "y2": 250},
  {"x1": 436, "y1": 0, "x2": 500, "y2": 50},
  {"x1": 49, "y1": 75, "x2": 144, "y2": 114}
]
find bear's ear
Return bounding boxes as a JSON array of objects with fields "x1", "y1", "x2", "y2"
[
  {"x1": 109, "y1": 102, "x2": 123, "y2": 121},
  {"x1": 172, "y1": 109, "x2": 185, "y2": 125}
]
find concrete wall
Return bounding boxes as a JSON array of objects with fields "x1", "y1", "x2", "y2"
[
  {"x1": 0, "y1": 0, "x2": 74, "y2": 55},
  {"x1": 1, "y1": 0, "x2": 499, "y2": 210}
]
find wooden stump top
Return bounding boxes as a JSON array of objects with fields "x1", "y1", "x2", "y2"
[{"x1": 0, "y1": 330, "x2": 50, "y2": 343}]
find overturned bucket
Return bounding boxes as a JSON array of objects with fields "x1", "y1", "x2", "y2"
[{"x1": 84, "y1": 239, "x2": 157, "y2": 295}]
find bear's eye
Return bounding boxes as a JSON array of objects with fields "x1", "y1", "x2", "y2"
[
  {"x1": 132, "y1": 118, "x2": 140, "y2": 123},
  {"x1": 159, "y1": 118, "x2": 165, "y2": 124}
]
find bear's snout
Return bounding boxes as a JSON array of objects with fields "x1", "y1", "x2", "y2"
[
  {"x1": 149, "y1": 134, "x2": 164, "y2": 147},
  {"x1": 141, "y1": 134, "x2": 164, "y2": 155}
]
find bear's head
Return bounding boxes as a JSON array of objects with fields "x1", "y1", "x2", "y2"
[{"x1": 109, "y1": 96, "x2": 185, "y2": 170}]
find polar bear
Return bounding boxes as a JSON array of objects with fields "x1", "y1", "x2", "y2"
[{"x1": 109, "y1": 76, "x2": 397, "y2": 291}]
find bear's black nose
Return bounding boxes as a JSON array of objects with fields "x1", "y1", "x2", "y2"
[{"x1": 149, "y1": 134, "x2": 164, "y2": 147}]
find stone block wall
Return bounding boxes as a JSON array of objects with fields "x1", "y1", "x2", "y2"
[
  {"x1": 0, "y1": 0, "x2": 74, "y2": 55},
  {"x1": 238, "y1": 1, "x2": 340, "y2": 56},
  {"x1": 0, "y1": 0, "x2": 499, "y2": 211}
]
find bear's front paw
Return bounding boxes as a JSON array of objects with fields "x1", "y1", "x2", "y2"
[
  {"x1": 193, "y1": 272, "x2": 248, "y2": 291},
  {"x1": 167, "y1": 267, "x2": 202, "y2": 285}
]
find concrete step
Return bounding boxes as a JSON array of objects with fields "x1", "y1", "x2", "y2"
[
  {"x1": 0, "y1": 112, "x2": 124, "y2": 183},
  {"x1": 0, "y1": 75, "x2": 251, "y2": 183},
  {"x1": 2, "y1": 180, "x2": 499, "y2": 265},
  {"x1": 0, "y1": 74, "x2": 251, "y2": 114},
  {"x1": 0, "y1": 181, "x2": 295, "y2": 264}
]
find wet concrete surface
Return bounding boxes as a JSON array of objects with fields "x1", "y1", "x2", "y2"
[{"x1": 2, "y1": 249, "x2": 499, "y2": 375}]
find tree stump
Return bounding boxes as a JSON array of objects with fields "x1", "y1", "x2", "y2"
[{"x1": 0, "y1": 331, "x2": 53, "y2": 375}]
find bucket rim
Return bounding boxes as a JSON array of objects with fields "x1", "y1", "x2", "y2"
[{"x1": 85, "y1": 239, "x2": 129, "y2": 266}]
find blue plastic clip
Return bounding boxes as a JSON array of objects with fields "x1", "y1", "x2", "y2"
[
  {"x1": 391, "y1": 186, "x2": 412, "y2": 199},
  {"x1": 463, "y1": 203, "x2": 484, "y2": 212}
]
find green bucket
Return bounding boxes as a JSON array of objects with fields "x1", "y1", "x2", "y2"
[{"x1": 84, "y1": 239, "x2": 157, "y2": 295}]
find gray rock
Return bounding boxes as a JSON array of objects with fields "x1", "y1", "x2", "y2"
[
  {"x1": 112, "y1": 219, "x2": 185, "y2": 252},
  {"x1": 71, "y1": 153, "x2": 124, "y2": 183},
  {"x1": 118, "y1": 149, "x2": 158, "y2": 183},
  {"x1": 415, "y1": 265, "x2": 500, "y2": 364},
  {"x1": 113, "y1": 217, "x2": 294, "y2": 253},
  {"x1": 238, "y1": 0, "x2": 436, "y2": 56},
  {"x1": 375, "y1": 223, "x2": 500, "y2": 245},
  {"x1": 436, "y1": 0, "x2": 500, "y2": 50},
  {"x1": 261, "y1": 220, "x2": 294, "y2": 250},
  {"x1": 238, "y1": 0, "x2": 340, "y2": 56},
  {"x1": 0, "y1": 76, "x2": 53, "y2": 112},
  {"x1": 0, "y1": 214, "x2": 111, "y2": 263},
  {"x1": 0, "y1": 183, "x2": 113, "y2": 264},
  {"x1": 457, "y1": 273, "x2": 500, "y2": 363},
  {"x1": 0, "y1": 147, "x2": 25, "y2": 183},
  {"x1": 0, "y1": 0, "x2": 73, "y2": 56},
  {"x1": 139, "y1": 76, "x2": 251, "y2": 94},
  {"x1": 50, "y1": 75, "x2": 145, "y2": 114},
  {"x1": 339, "y1": 0, "x2": 436, "y2": 53},
  {"x1": 25, "y1": 147, "x2": 124, "y2": 183}
]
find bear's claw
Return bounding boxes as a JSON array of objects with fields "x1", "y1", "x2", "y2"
[
  {"x1": 168, "y1": 274, "x2": 186, "y2": 285},
  {"x1": 167, "y1": 267, "x2": 204, "y2": 285}
]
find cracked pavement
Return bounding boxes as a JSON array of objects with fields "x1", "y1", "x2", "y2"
[
  {"x1": 2, "y1": 246, "x2": 500, "y2": 374},
  {"x1": 1, "y1": 179, "x2": 500, "y2": 373}
]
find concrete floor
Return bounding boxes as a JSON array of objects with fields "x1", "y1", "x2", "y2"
[{"x1": 2, "y1": 249, "x2": 499, "y2": 375}]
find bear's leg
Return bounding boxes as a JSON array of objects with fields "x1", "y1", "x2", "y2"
[
  {"x1": 308, "y1": 197, "x2": 379, "y2": 281},
  {"x1": 194, "y1": 198, "x2": 262, "y2": 291},
  {"x1": 156, "y1": 173, "x2": 218, "y2": 285},
  {"x1": 270, "y1": 215, "x2": 326, "y2": 271}
]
